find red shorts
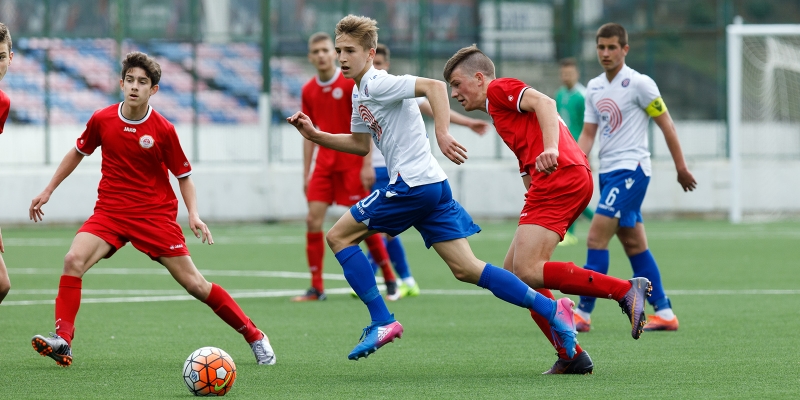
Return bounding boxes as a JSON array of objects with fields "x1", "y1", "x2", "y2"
[
  {"x1": 520, "y1": 165, "x2": 593, "y2": 240},
  {"x1": 306, "y1": 167, "x2": 368, "y2": 206},
  {"x1": 78, "y1": 213, "x2": 190, "y2": 260}
]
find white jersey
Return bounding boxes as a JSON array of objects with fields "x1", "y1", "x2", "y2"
[
  {"x1": 352, "y1": 67, "x2": 447, "y2": 186},
  {"x1": 370, "y1": 97, "x2": 426, "y2": 169},
  {"x1": 584, "y1": 64, "x2": 661, "y2": 176}
]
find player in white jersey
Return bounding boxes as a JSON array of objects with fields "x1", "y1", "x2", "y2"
[
  {"x1": 575, "y1": 23, "x2": 697, "y2": 332},
  {"x1": 360, "y1": 44, "x2": 490, "y2": 299},
  {"x1": 288, "y1": 15, "x2": 580, "y2": 362}
]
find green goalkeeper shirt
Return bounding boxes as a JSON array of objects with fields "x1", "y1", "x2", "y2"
[{"x1": 554, "y1": 83, "x2": 586, "y2": 141}]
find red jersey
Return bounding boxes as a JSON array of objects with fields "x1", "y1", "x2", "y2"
[
  {"x1": 301, "y1": 68, "x2": 364, "y2": 172},
  {"x1": 487, "y1": 78, "x2": 589, "y2": 181},
  {"x1": 76, "y1": 103, "x2": 192, "y2": 218},
  {"x1": 0, "y1": 89, "x2": 10, "y2": 134}
]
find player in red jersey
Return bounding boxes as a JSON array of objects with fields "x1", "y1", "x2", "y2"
[
  {"x1": 444, "y1": 45, "x2": 652, "y2": 374},
  {"x1": 294, "y1": 32, "x2": 397, "y2": 302},
  {"x1": 0, "y1": 22, "x2": 13, "y2": 305},
  {"x1": 27, "y1": 52, "x2": 276, "y2": 367}
]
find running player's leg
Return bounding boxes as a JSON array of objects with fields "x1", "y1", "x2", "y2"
[
  {"x1": 0, "y1": 227, "x2": 8, "y2": 303},
  {"x1": 618, "y1": 223, "x2": 678, "y2": 330},
  {"x1": 327, "y1": 211, "x2": 403, "y2": 359},
  {"x1": 503, "y1": 228, "x2": 587, "y2": 368},
  {"x1": 431, "y1": 237, "x2": 578, "y2": 358},
  {"x1": 576, "y1": 213, "x2": 617, "y2": 329},
  {"x1": 159, "y1": 255, "x2": 276, "y2": 364},
  {"x1": 33, "y1": 230, "x2": 113, "y2": 367},
  {"x1": 386, "y1": 235, "x2": 418, "y2": 296},
  {"x1": 297, "y1": 200, "x2": 329, "y2": 301}
]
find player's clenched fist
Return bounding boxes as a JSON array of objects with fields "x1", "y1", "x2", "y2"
[{"x1": 535, "y1": 148, "x2": 559, "y2": 175}]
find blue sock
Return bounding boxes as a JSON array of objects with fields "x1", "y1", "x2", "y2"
[
  {"x1": 629, "y1": 249, "x2": 668, "y2": 308},
  {"x1": 366, "y1": 252, "x2": 379, "y2": 276},
  {"x1": 335, "y1": 246, "x2": 392, "y2": 322},
  {"x1": 578, "y1": 249, "x2": 610, "y2": 314},
  {"x1": 476, "y1": 264, "x2": 554, "y2": 317},
  {"x1": 386, "y1": 236, "x2": 412, "y2": 280}
]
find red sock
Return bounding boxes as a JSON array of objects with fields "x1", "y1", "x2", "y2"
[
  {"x1": 54, "y1": 275, "x2": 82, "y2": 346},
  {"x1": 364, "y1": 234, "x2": 395, "y2": 282},
  {"x1": 543, "y1": 261, "x2": 631, "y2": 301},
  {"x1": 306, "y1": 232, "x2": 325, "y2": 292},
  {"x1": 528, "y1": 289, "x2": 583, "y2": 360},
  {"x1": 205, "y1": 283, "x2": 262, "y2": 343}
]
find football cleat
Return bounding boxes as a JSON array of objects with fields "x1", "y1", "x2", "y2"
[
  {"x1": 574, "y1": 312, "x2": 591, "y2": 333},
  {"x1": 291, "y1": 287, "x2": 327, "y2": 302},
  {"x1": 32, "y1": 333, "x2": 72, "y2": 367},
  {"x1": 542, "y1": 350, "x2": 594, "y2": 375},
  {"x1": 548, "y1": 298, "x2": 579, "y2": 359},
  {"x1": 399, "y1": 282, "x2": 420, "y2": 297},
  {"x1": 643, "y1": 314, "x2": 679, "y2": 331},
  {"x1": 348, "y1": 317, "x2": 403, "y2": 360},
  {"x1": 385, "y1": 281, "x2": 400, "y2": 301},
  {"x1": 618, "y1": 277, "x2": 652, "y2": 339},
  {"x1": 557, "y1": 232, "x2": 579, "y2": 247},
  {"x1": 249, "y1": 330, "x2": 276, "y2": 365}
]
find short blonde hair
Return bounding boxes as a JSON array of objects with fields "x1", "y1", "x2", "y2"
[{"x1": 335, "y1": 15, "x2": 378, "y2": 51}]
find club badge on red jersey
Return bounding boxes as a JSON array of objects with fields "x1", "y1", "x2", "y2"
[{"x1": 139, "y1": 134, "x2": 155, "y2": 149}]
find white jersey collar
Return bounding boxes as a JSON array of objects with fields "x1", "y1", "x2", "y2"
[
  {"x1": 315, "y1": 68, "x2": 341, "y2": 87},
  {"x1": 118, "y1": 102, "x2": 152, "y2": 125}
]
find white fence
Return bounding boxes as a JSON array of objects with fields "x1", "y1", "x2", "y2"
[{"x1": 1, "y1": 121, "x2": 799, "y2": 224}]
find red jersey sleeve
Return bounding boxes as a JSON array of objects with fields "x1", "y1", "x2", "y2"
[
  {"x1": 487, "y1": 78, "x2": 530, "y2": 114},
  {"x1": 76, "y1": 113, "x2": 102, "y2": 156},
  {"x1": 0, "y1": 90, "x2": 9, "y2": 134},
  {"x1": 161, "y1": 124, "x2": 192, "y2": 178}
]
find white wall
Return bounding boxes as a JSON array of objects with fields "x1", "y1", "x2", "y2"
[{"x1": 1, "y1": 121, "x2": 799, "y2": 224}]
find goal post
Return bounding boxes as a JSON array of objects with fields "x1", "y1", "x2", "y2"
[{"x1": 726, "y1": 21, "x2": 800, "y2": 223}]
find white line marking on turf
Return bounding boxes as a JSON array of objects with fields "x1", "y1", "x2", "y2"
[
  {"x1": 7, "y1": 268, "x2": 350, "y2": 281},
  {"x1": 3, "y1": 287, "x2": 799, "y2": 307}
]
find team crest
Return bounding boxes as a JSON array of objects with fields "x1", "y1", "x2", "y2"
[
  {"x1": 332, "y1": 87, "x2": 343, "y2": 99},
  {"x1": 139, "y1": 134, "x2": 155, "y2": 149},
  {"x1": 364, "y1": 84, "x2": 369, "y2": 97},
  {"x1": 621, "y1": 78, "x2": 630, "y2": 87},
  {"x1": 508, "y1": 95, "x2": 514, "y2": 101}
]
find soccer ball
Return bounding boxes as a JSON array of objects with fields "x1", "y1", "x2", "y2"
[{"x1": 182, "y1": 347, "x2": 237, "y2": 396}]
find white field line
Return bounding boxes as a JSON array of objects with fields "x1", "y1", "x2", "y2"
[
  {"x1": 7, "y1": 268, "x2": 351, "y2": 281},
  {"x1": 6, "y1": 228, "x2": 800, "y2": 247}
]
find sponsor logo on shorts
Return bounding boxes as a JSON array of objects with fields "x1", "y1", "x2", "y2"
[
  {"x1": 385, "y1": 191, "x2": 398, "y2": 198},
  {"x1": 597, "y1": 203, "x2": 615, "y2": 212},
  {"x1": 625, "y1": 178, "x2": 635, "y2": 189},
  {"x1": 520, "y1": 212, "x2": 527, "y2": 217},
  {"x1": 169, "y1": 244, "x2": 184, "y2": 250},
  {"x1": 139, "y1": 134, "x2": 155, "y2": 149},
  {"x1": 356, "y1": 202, "x2": 366, "y2": 215}
]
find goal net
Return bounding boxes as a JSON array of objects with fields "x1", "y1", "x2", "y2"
[{"x1": 727, "y1": 22, "x2": 800, "y2": 222}]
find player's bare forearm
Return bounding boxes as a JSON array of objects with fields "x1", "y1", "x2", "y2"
[
  {"x1": 653, "y1": 112, "x2": 697, "y2": 191},
  {"x1": 287, "y1": 111, "x2": 371, "y2": 156},
  {"x1": 415, "y1": 78, "x2": 450, "y2": 139},
  {"x1": 521, "y1": 174, "x2": 531, "y2": 190},
  {"x1": 577, "y1": 123, "x2": 598, "y2": 156},
  {"x1": 418, "y1": 98, "x2": 488, "y2": 135},
  {"x1": 178, "y1": 176, "x2": 214, "y2": 244},
  {"x1": 653, "y1": 112, "x2": 688, "y2": 170},
  {"x1": 302, "y1": 139, "x2": 316, "y2": 178},
  {"x1": 30, "y1": 148, "x2": 85, "y2": 222},
  {"x1": 178, "y1": 176, "x2": 200, "y2": 218}
]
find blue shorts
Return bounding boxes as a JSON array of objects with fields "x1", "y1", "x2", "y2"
[
  {"x1": 372, "y1": 167, "x2": 390, "y2": 192},
  {"x1": 350, "y1": 176, "x2": 481, "y2": 248},
  {"x1": 595, "y1": 165, "x2": 650, "y2": 228}
]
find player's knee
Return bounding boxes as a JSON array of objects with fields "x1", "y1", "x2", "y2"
[
  {"x1": 511, "y1": 260, "x2": 545, "y2": 287},
  {"x1": 306, "y1": 213, "x2": 323, "y2": 231},
  {"x1": 0, "y1": 280, "x2": 9, "y2": 299},
  {"x1": 183, "y1": 278, "x2": 211, "y2": 300},
  {"x1": 585, "y1": 232, "x2": 610, "y2": 249},
  {"x1": 63, "y1": 252, "x2": 88, "y2": 276}
]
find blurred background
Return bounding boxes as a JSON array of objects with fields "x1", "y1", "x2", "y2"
[{"x1": 0, "y1": 0, "x2": 798, "y2": 223}]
